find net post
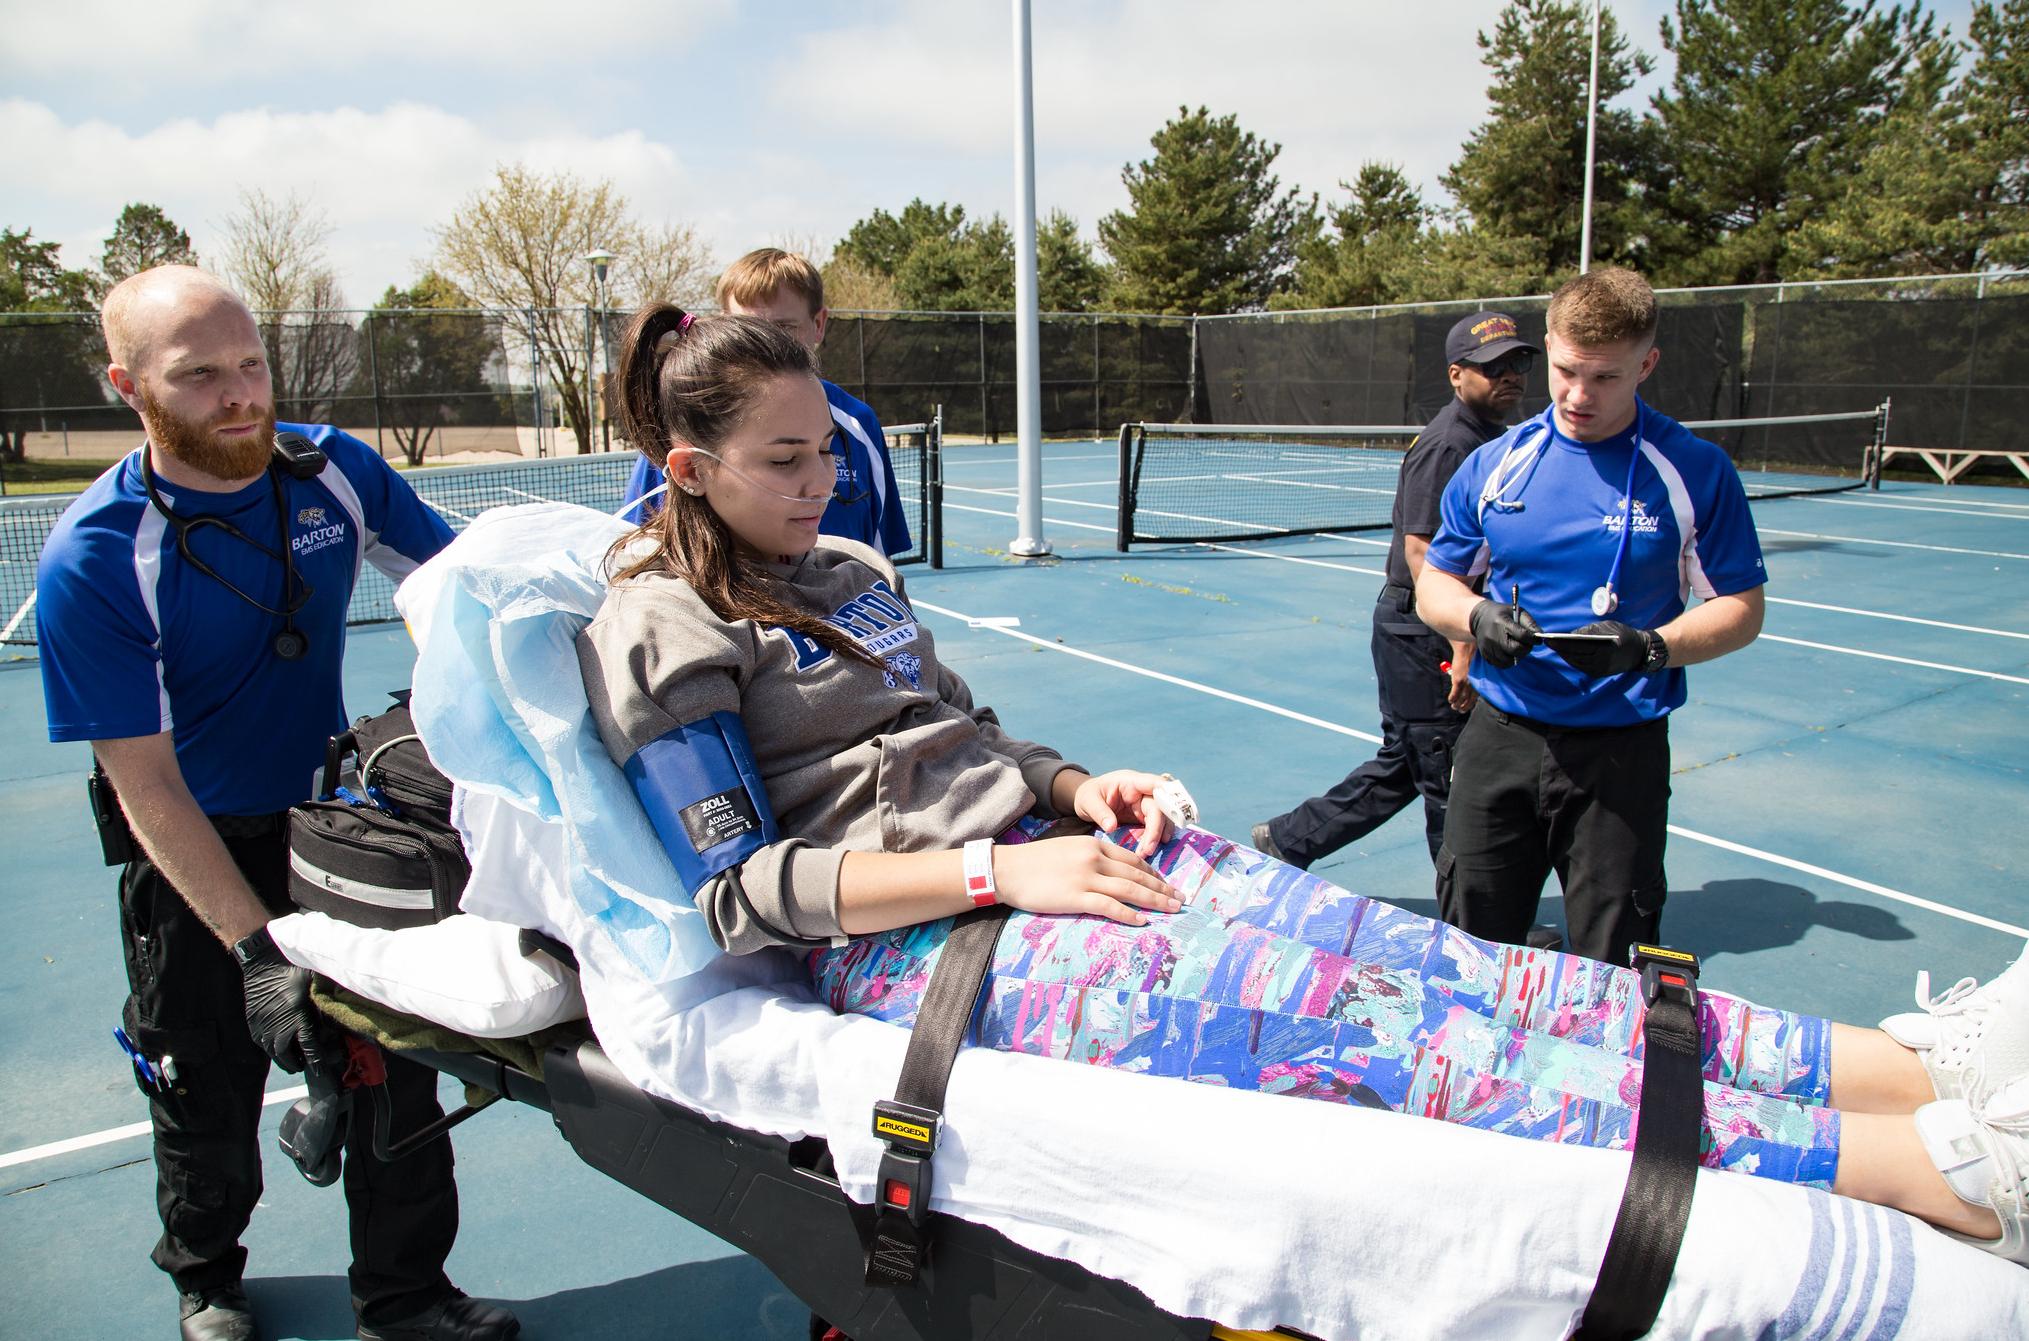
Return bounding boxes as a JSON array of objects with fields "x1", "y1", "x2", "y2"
[
  {"x1": 1870, "y1": 397, "x2": 1891, "y2": 490},
  {"x1": 1115, "y1": 422, "x2": 1135, "y2": 551},
  {"x1": 930, "y1": 405, "x2": 945, "y2": 569}
]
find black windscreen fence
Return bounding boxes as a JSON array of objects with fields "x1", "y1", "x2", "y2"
[
  {"x1": 1746, "y1": 291, "x2": 2029, "y2": 466},
  {"x1": 1196, "y1": 280, "x2": 2029, "y2": 479},
  {"x1": 823, "y1": 312, "x2": 1193, "y2": 438},
  {"x1": 1196, "y1": 296, "x2": 1745, "y2": 434},
  {"x1": 5, "y1": 279, "x2": 2023, "y2": 483}
]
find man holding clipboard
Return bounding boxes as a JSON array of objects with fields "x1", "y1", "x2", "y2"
[{"x1": 1413, "y1": 267, "x2": 1767, "y2": 966}]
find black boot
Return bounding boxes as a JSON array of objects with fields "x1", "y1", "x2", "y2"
[
  {"x1": 179, "y1": 1285, "x2": 258, "y2": 1341},
  {"x1": 356, "y1": 1290, "x2": 519, "y2": 1341}
]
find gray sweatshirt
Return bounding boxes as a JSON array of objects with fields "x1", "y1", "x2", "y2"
[{"x1": 578, "y1": 537, "x2": 1077, "y2": 954}]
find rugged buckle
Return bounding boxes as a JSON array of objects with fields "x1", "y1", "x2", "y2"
[
  {"x1": 872, "y1": 1098, "x2": 939, "y2": 1157},
  {"x1": 864, "y1": 1099, "x2": 940, "y2": 1286},
  {"x1": 1630, "y1": 942, "x2": 1701, "y2": 1011}
]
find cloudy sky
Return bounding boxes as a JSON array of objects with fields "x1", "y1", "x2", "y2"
[{"x1": 2, "y1": 0, "x2": 1980, "y2": 307}]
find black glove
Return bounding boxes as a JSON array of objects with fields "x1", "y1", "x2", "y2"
[
  {"x1": 1552, "y1": 621, "x2": 1663, "y2": 677},
  {"x1": 235, "y1": 925, "x2": 341, "y2": 1075},
  {"x1": 1467, "y1": 597, "x2": 1543, "y2": 669}
]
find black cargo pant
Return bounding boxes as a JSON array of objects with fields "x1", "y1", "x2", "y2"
[
  {"x1": 1264, "y1": 587, "x2": 1467, "y2": 867},
  {"x1": 119, "y1": 817, "x2": 457, "y2": 1323},
  {"x1": 1435, "y1": 704, "x2": 1671, "y2": 967}
]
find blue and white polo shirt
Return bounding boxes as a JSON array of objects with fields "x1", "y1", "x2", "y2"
[
  {"x1": 1426, "y1": 400, "x2": 1766, "y2": 728},
  {"x1": 37, "y1": 423, "x2": 454, "y2": 814}
]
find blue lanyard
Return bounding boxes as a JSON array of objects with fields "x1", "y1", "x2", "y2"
[{"x1": 1600, "y1": 407, "x2": 1645, "y2": 614}]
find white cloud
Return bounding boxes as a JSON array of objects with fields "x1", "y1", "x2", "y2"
[
  {"x1": 782, "y1": 0, "x2": 1510, "y2": 227},
  {"x1": 0, "y1": 0, "x2": 737, "y2": 83},
  {"x1": 1, "y1": 98, "x2": 713, "y2": 305}
]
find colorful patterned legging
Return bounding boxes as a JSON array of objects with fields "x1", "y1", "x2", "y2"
[{"x1": 810, "y1": 827, "x2": 1843, "y2": 1188}]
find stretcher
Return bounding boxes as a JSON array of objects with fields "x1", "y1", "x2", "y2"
[
  {"x1": 272, "y1": 906, "x2": 2029, "y2": 1341},
  {"x1": 360, "y1": 1022, "x2": 1227, "y2": 1341},
  {"x1": 266, "y1": 502, "x2": 2029, "y2": 1339}
]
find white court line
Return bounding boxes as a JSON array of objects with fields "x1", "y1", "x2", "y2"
[
  {"x1": 947, "y1": 502, "x2": 2022, "y2": 671},
  {"x1": 910, "y1": 597, "x2": 1384, "y2": 746},
  {"x1": 1758, "y1": 634, "x2": 2029, "y2": 685},
  {"x1": 1802, "y1": 496, "x2": 2029, "y2": 521},
  {"x1": 943, "y1": 451, "x2": 1117, "y2": 467},
  {"x1": 913, "y1": 600, "x2": 2025, "y2": 941},
  {"x1": 1860, "y1": 492, "x2": 2029, "y2": 513},
  {"x1": 1758, "y1": 527, "x2": 2029, "y2": 561},
  {"x1": 1, "y1": 589, "x2": 35, "y2": 642},
  {"x1": 942, "y1": 502, "x2": 1116, "y2": 535},
  {"x1": 948, "y1": 497, "x2": 1390, "y2": 576},
  {"x1": 1666, "y1": 827, "x2": 2029, "y2": 938},
  {"x1": 1197, "y1": 542, "x2": 1387, "y2": 577},
  {"x1": 1765, "y1": 597, "x2": 2029, "y2": 641},
  {"x1": 1, "y1": 1085, "x2": 308, "y2": 1173}
]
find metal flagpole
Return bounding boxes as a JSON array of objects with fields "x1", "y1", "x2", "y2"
[
  {"x1": 1009, "y1": 0, "x2": 1051, "y2": 557},
  {"x1": 1578, "y1": 0, "x2": 1602, "y2": 274}
]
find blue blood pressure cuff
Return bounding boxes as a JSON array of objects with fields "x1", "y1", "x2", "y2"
[{"x1": 623, "y1": 711, "x2": 778, "y2": 896}]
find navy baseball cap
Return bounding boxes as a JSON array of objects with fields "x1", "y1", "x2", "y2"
[{"x1": 1445, "y1": 311, "x2": 1538, "y2": 366}]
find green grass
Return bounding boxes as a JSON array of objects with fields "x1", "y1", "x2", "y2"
[{"x1": 0, "y1": 458, "x2": 115, "y2": 496}]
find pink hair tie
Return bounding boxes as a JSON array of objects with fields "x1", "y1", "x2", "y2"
[{"x1": 678, "y1": 312, "x2": 695, "y2": 332}]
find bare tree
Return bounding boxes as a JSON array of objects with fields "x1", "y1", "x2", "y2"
[
  {"x1": 217, "y1": 190, "x2": 356, "y2": 421},
  {"x1": 624, "y1": 222, "x2": 715, "y2": 308},
  {"x1": 438, "y1": 165, "x2": 669, "y2": 454},
  {"x1": 821, "y1": 257, "x2": 903, "y2": 313}
]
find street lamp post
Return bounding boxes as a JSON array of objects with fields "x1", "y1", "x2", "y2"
[{"x1": 585, "y1": 248, "x2": 619, "y2": 452}]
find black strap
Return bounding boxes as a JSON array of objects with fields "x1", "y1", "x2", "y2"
[
  {"x1": 1576, "y1": 946, "x2": 1705, "y2": 1340},
  {"x1": 861, "y1": 904, "x2": 1011, "y2": 1287}
]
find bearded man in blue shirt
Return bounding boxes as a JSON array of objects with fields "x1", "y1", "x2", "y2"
[
  {"x1": 36, "y1": 266, "x2": 517, "y2": 1341},
  {"x1": 1414, "y1": 267, "x2": 1767, "y2": 968}
]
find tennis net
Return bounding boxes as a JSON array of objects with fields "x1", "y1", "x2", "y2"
[
  {"x1": 2, "y1": 411, "x2": 942, "y2": 647},
  {"x1": 1113, "y1": 404, "x2": 1889, "y2": 549}
]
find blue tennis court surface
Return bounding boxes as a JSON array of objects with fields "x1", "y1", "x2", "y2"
[{"x1": 3, "y1": 439, "x2": 2024, "y2": 1337}]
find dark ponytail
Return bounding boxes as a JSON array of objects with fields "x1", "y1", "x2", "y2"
[{"x1": 610, "y1": 304, "x2": 883, "y2": 669}]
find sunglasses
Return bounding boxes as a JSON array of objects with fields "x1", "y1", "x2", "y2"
[{"x1": 1465, "y1": 351, "x2": 1535, "y2": 380}]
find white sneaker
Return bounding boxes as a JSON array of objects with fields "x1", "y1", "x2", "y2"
[
  {"x1": 1915, "y1": 1077, "x2": 2029, "y2": 1266},
  {"x1": 1881, "y1": 941, "x2": 2029, "y2": 1105}
]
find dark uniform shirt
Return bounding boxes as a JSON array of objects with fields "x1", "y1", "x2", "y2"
[{"x1": 1383, "y1": 396, "x2": 1504, "y2": 593}]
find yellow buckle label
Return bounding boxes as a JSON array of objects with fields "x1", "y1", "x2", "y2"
[
  {"x1": 1635, "y1": 944, "x2": 1697, "y2": 966},
  {"x1": 875, "y1": 1115, "x2": 934, "y2": 1147}
]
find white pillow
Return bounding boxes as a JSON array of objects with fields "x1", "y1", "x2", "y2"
[{"x1": 268, "y1": 910, "x2": 586, "y2": 1038}]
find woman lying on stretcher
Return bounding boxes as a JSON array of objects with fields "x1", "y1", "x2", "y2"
[{"x1": 575, "y1": 303, "x2": 2029, "y2": 1266}]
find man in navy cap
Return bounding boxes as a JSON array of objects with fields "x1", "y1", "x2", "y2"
[{"x1": 1253, "y1": 311, "x2": 1537, "y2": 870}]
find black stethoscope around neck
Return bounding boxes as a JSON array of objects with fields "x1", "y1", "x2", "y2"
[{"x1": 140, "y1": 441, "x2": 315, "y2": 660}]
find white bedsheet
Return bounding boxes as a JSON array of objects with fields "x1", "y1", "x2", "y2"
[
  {"x1": 446, "y1": 785, "x2": 2029, "y2": 1340},
  {"x1": 382, "y1": 504, "x2": 2029, "y2": 1339}
]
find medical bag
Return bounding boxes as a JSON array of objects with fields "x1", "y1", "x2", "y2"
[{"x1": 287, "y1": 693, "x2": 469, "y2": 931}]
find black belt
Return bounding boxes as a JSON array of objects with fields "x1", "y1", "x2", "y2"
[
  {"x1": 860, "y1": 903, "x2": 1011, "y2": 1287},
  {"x1": 1576, "y1": 944, "x2": 1706, "y2": 1339},
  {"x1": 1481, "y1": 704, "x2": 1664, "y2": 738},
  {"x1": 210, "y1": 812, "x2": 287, "y2": 838}
]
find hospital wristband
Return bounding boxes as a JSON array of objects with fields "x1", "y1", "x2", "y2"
[{"x1": 963, "y1": 838, "x2": 998, "y2": 907}]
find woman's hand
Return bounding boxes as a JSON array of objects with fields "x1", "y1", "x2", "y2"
[
  {"x1": 1069, "y1": 769, "x2": 1174, "y2": 856},
  {"x1": 991, "y1": 835, "x2": 1182, "y2": 926}
]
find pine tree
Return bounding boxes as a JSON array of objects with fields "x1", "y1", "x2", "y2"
[
  {"x1": 1790, "y1": 34, "x2": 1979, "y2": 274},
  {"x1": 834, "y1": 200, "x2": 970, "y2": 282},
  {"x1": 1098, "y1": 107, "x2": 1311, "y2": 315},
  {"x1": 1037, "y1": 211, "x2": 1107, "y2": 312},
  {"x1": 1279, "y1": 164, "x2": 1435, "y2": 309},
  {"x1": 1650, "y1": 0, "x2": 1938, "y2": 284},
  {"x1": 1442, "y1": 1, "x2": 1656, "y2": 277},
  {"x1": 1959, "y1": 0, "x2": 2029, "y2": 265},
  {"x1": 97, "y1": 203, "x2": 196, "y2": 290}
]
